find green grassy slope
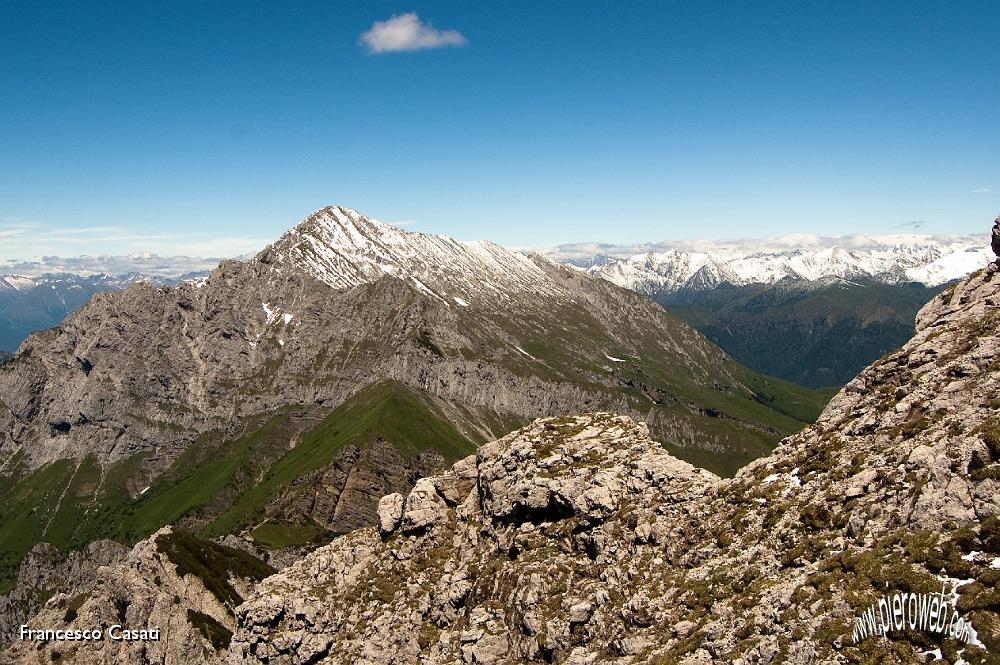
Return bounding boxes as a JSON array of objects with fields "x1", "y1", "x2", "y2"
[
  {"x1": 0, "y1": 381, "x2": 476, "y2": 592},
  {"x1": 202, "y1": 381, "x2": 475, "y2": 539}
]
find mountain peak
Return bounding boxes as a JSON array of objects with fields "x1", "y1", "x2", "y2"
[
  {"x1": 261, "y1": 206, "x2": 560, "y2": 301},
  {"x1": 291, "y1": 205, "x2": 397, "y2": 248}
]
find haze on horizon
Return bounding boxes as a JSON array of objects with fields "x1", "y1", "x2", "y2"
[{"x1": 2, "y1": 1, "x2": 998, "y2": 260}]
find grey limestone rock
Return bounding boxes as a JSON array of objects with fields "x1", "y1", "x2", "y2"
[{"x1": 225, "y1": 264, "x2": 1000, "y2": 664}]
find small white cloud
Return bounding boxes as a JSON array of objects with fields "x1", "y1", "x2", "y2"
[
  {"x1": 970, "y1": 188, "x2": 992, "y2": 193},
  {"x1": 360, "y1": 12, "x2": 467, "y2": 54},
  {"x1": 896, "y1": 219, "x2": 928, "y2": 230}
]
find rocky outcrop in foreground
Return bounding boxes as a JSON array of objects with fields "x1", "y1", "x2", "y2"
[
  {"x1": 230, "y1": 265, "x2": 1000, "y2": 664},
  {"x1": 0, "y1": 539, "x2": 127, "y2": 645},
  {"x1": 2, "y1": 527, "x2": 274, "y2": 663},
  {"x1": 7, "y1": 262, "x2": 1000, "y2": 664}
]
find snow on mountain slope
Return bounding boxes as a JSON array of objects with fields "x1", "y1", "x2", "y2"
[
  {"x1": 577, "y1": 236, "x2": 992, "y2": 294},
  {"x1": 0, "y1": 275, "x2": 36, "y2": 292},
  {"x1": 903, "y1": 245, "x2": 994, "y2": 285},
  {"x1": 263, "y1": 206, "x2": 563, "y2": 303}
]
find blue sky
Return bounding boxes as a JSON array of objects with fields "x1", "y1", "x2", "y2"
[{"x1": 2, "y1": 0, "x2": 999, "y2": 260}]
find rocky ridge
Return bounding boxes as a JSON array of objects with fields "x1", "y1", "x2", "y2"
[
  {"x1": 5, "y1": 256, "x2": 999, "y2": 664},
  {"x1": 2, "y1": 527, "x2": 275, "y2": 664},
  {"x1": 0, "y1": 271, "x2": 207, "y2": 354},
  {"x1": 226, "y1": 262, "x2": 1000, "y2": 664},
  {"x1": 0, "y1": 539, "x2": 127, "y2": 645}
]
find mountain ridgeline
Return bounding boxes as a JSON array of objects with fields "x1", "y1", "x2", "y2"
[
  {"x1": 0, "y1": 206, "x2": 828, "y2": 594},
  {"x1": 3, "y1": 241, "x2": 998, "y2": 664}
]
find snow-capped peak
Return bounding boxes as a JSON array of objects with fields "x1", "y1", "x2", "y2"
[
  {"x1": 0, "y1": 274, "x2": 37, "y2": 292},
  {"x1": 261, "y1": 206, "x2": 562, "y2": 303}
]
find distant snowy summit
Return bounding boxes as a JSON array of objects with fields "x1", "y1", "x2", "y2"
[
  {"x1": 0, "y1": 271, "x2": 206, "y2": 294},
  {"x1": 547, "y1": 234, "x2": 993, "y2": 294},
  {"x1": 259, "y1": 205, "x2": 564, "y2": 303}
]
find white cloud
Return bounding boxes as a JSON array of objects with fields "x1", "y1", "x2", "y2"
[
  {"x1": 970, "y1": 188, "x2": 992, "y2": 193},
  {"x1": 0, "y1": 222, "x2": 271, "y2": 263},
  {"x1": 0, "y1": 254, "x2": 224, "y2": 278},
  {"x1": 359, "y1": 13, "x2": 467, "y2": 54},
  {"x1": 541, "y1": 233, "x2": 990, "y2": 265}
]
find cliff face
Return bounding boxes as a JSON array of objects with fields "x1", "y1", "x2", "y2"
[
  {"x1": 2, "y1": 527, "x2": 274, "y2": 664},
  {"x1": 0, "y1": 539, "x2": 127, "y2": 645}
]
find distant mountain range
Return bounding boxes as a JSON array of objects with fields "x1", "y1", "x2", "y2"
[
  {"x1": 547, "y1": 235, "x2": 992, "y2": 387},
  {"x1": 5, "y1": 233, "x2": 988, "y2": 390},
  {"x1": 549, "y1": 233, "x2": 991, "y2": 290}
]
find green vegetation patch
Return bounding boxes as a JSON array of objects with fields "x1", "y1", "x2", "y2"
[
  {"x1": 0, "y1": 455, "x2": 104, "y2": 594},
  {"x1": 109, "y1": 409, "x2": 301, "y2": 542},
  {"x1": 979, "y1": 418, "x2": 1000, "y2": 460},
  {"x1": 62, "y1": 593, "x2": 89, "y2": 623},
  {"x1": 186, "y1": 609, "x2": 233, "y2": 650},
  {"x1": 203, "y1": 381, "x2": 474, "y2": 538},
  {"x1": 250, "y1": 519, "x2": 331, "y2": 549},
  {"x1": 0, "y1": 381, "x2": 476, "y2": 592},
  {"x1": 155, "y1": 529, "x2": 274, "y2": 611},
  {"x1": 660, "y1": 280, "x2": 943, "y2": 389}
]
